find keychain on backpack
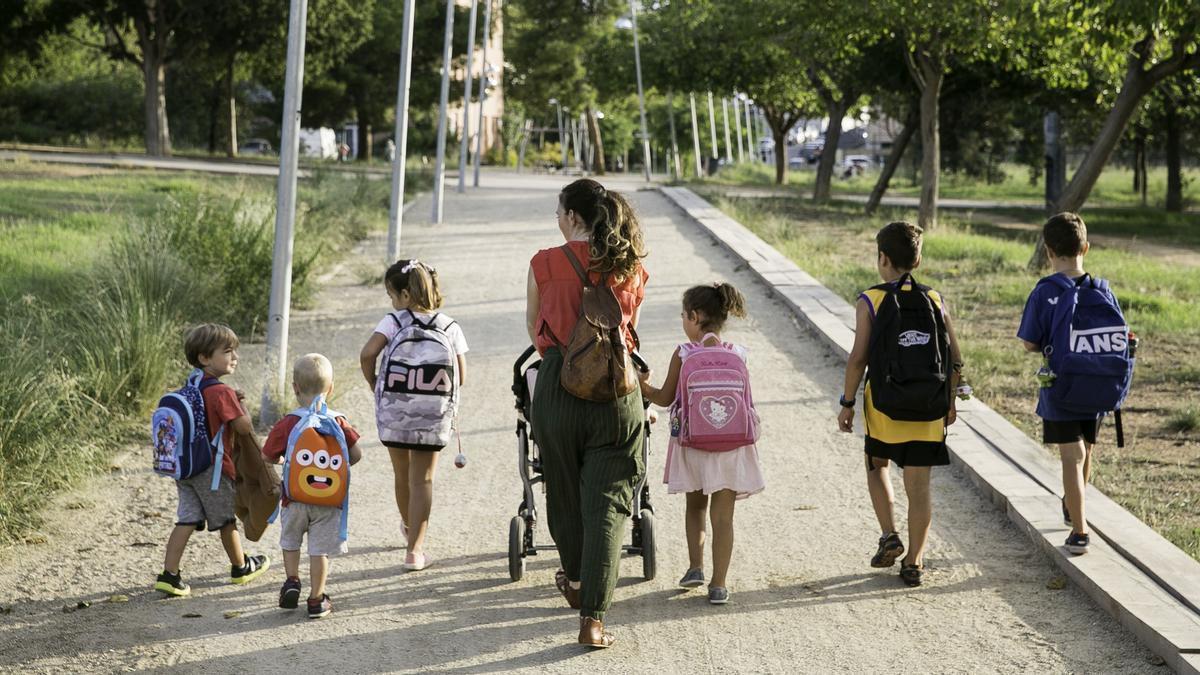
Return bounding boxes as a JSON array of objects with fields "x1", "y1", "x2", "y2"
[
  {"x1": 452, "y1": 421, "x2": 467, "y2": 468},
  {"x1": 1036, "y1": 347, "x2": 1057, "y2": 389}
]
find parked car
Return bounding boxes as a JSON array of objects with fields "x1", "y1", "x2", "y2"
[{"x1": 238, "y1": 138, "x2": 273, "y2": 156}]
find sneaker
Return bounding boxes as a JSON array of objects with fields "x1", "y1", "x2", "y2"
[
  {"x1": 707, "y1": 586, "x2": 729, "y2": 605},
  {"x1": 154, "y1": 570, "x2": 190, "y2": 597},
  {"x1": 279, "y1": 577, "x2": 302, "y2": 609},
  {"x1": 870, "y1": 532, "x2": 905, "y2": 568},
  {"x1": 307, "y1": 594, "x2": 332, "y2": 619},
  {"x1": 403, "y1": 552, "x2": 432, "y2": 571},
  {"x1": 230, "y1": 553, "x2": 270, "y2": 585},
  {"x1": 899, "y1": 563, "x2": 923, "y2": 587},
  {"x1": 1065, "y1": 531, "x2": 1090, "y2": 555},
  {"x1": 678, "y1": 567, "x2": 705, "y2": 589},
  {"x1": 1061, "y1": 498, "x2": 1071, "y2": 526}
]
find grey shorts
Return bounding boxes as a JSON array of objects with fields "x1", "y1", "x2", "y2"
[
  {"x1": 176, "y1": 466, "x2": 236, "y2": 531},
  {"x1": 279, "y1": 502, "x2": 348, "y2": 557}
]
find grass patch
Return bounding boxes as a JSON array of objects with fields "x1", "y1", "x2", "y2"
[
  {"x1": 700, "y1": 188, "x2": 1200, "y2": 559},
  {"x1": 0, "y1": 162, "x2": 425, "y2": 543}
]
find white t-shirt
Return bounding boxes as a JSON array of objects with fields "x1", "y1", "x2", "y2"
[{"x1": 373, "y1": 311, "x2": 469, "y2": 356}]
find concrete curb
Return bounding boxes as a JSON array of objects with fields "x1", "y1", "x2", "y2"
[{"x1": 659, "y1": 185, "x2": 1200, "y2": 674}]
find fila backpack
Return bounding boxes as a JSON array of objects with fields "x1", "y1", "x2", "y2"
[
  {"x1": 672, "y1": 335, "x2": 759, "y2": 452},
  {"x1": 150, "y1": 369, "x2": 225, "y2": 490},
  {"x1": 866, "y1": 273, "x2": 952, "y2": 422},
  {"x1": 374, "y1": 310, "x2": 459, "y2": 447}
]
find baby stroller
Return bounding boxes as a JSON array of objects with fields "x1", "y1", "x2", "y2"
[{"x1": 507, "y1": 345, "x2": 657, "y2": 582}]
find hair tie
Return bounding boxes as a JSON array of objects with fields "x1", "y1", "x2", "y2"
[{"x1": 400, "y1": 260, "x2": 420, "y2": 274}]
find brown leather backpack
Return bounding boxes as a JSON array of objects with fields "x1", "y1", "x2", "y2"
[{"x1": 556, "y1": 245, "x2": 639, "y2": 402}]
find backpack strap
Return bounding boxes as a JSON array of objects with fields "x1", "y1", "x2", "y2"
[
  {"x1": 560, "y1": 244, "x2": 594, "y2": 288},
  {"x1": 699, "y1": 332, "x2": 722, "y2": 347},
  {"x1": 209, "y1": 424, "x2": 226, "y2": 491}
]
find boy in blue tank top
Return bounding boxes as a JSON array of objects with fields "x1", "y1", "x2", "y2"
[{"x1": 1017, "y1": 212, "x2": 1120, "y2": 556}]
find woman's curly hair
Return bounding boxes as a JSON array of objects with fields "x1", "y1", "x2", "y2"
[{"x1": 559, "y1": 178, "x2": 646, "y2": 280}]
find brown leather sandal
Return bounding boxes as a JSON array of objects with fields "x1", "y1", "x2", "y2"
[
  {"x1": 555, "y1": 569, "x2": 581, "y2": 609},
  {"x1": 578, "y1": 616, "x2": 615, "y2": 648}
]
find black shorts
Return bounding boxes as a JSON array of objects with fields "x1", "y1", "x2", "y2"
[
  {"x1": 382, "y1": 440, "x2": 445, "y2": 452},
  {"x1": 1042, "y1": 418, "x2": 1101, "y2": 445},
  {"x1": 864, "y1": 437, "x2": 950, "y2": 468}
]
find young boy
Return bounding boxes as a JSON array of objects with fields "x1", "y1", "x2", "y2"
[
  {"x1": 837, "y1": 221, "x2": 963, "y2": 587},
  {"x1": 1018, "y1": 212, "x2": 1112, "y2": 556},
  {"x1": 263, "y1": 353, "x2": 362, "y2": 619},
  {"x1": 155, "y1": 324, "x2": 270, "y2": 596}
]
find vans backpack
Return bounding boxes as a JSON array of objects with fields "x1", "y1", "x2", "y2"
[
  {"x1": 375, "y1": 309, "x2": 459, "y2": 447},
  {"x1": 273, "y1": 394, "x2": 351, "y2": 540},
  {"x1": 1043, "y1": 274, "x2": 1134, "y2": 416},
  {"x1": 151, "y1": 369, "x2": 226, "y2": 490},
  {"x1": 673, "y1": 335, "x2": 760, "y2": 452},
  {"x1": 556, "y1": 245, "x2": 639, "y2": 402},
  {"x1": 866, "y1": 273, "x2": 952, "y2": 422}
]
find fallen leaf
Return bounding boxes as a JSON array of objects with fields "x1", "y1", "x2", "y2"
[
  {"x1": 1046, "y1": 576, "x2": 1067, "y2": 590},
  {"x1": 106, "y1": 595, "x2": 130, "y2": 603},
  {"x1": 23, "y1": 534, "x2": 47, "y2": 545},
  {"x1": 66, "y1": 502, "x2": 87, "y2": 510},
  {"x1": 182, "y1": 612, "x2": 202, "y2": 618},
  {"x1": 793, "y1": 505, "x2": 818, "y2": 511},
  {"x1": 129, "y1": 542, "x2": 157, "y2": 547},
  {"x1": 223, "y1": 611, "x2": 241, "y2": 619},
  {"x1": 77, "y1": 600, "x2": 91, "y2": 609},
  {"x1": 1147, "y1": 654, "x2": 1167, "y2": 667}
]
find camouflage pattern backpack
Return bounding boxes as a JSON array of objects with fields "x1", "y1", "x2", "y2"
[{"x1": 374, "y1": 310, "x2": 459, "y2": 447}]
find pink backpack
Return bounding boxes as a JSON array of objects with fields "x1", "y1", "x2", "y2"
[{"x1": 672, "y1": 334, "x2": 759, "y2": 452}]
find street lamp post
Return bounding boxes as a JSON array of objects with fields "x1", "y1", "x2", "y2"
[
  {"x1": 732, "y1": 93, "x2": 745, "y2": 163},
  {"x1": 472, "y1": 0, "x2": 495, "y2": 188},
  {"x1": 628, "y1": 0, "x2": 651, "y2": 182},
  {"x1": 689, "y1": 92, "x2": 702, "y2": 178},
  {"x1": 721, "y1": 97, "x2": 733, "y2": 163},
  {"x1": 745, "y1": 99, "x2": 757, "y2": 162},
  {"x1": 431, "y1": 0, "x2": 455, "y2": 224},
  {"x1": 387, "y1": 0, "x2": 416, "y2": 262},
  {"x1": 456, "y1": 0, "x2": 479, "y2": 194},
  {"x1": 261, "y1": 0, "x2": 309, "y2": 425},
  {"x1": 550, "y1": 98, "x2": 566, "y2": 170},
  {"x1": 706, "y1": 91, "x2": 718, "y2": 159}
]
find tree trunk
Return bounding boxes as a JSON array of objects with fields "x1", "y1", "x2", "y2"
[
  {"x1": 206, "y1": 84, "x2": 221, "y2": 154},
  {"x1": 1165, "y1": 99, "x2": 1182, "y2": 212},
  {"x1": 916, "y1": 57, "x2": 943, "y2": 230},
  {"x1": 813, "y1": 97, "x2": 850, "y2": 202},
  {"x1": 1140, "y1": 132, "x2": 1148, "y2": 206},
  {"x1": 1132, "y1": 128, "x2": 1143, "y2": 194},
  {"x1": 586, "y1": 106, "x2": 605, "y2": 175},
  {"x1": 226, "y1": 55, "x2": 238, "y2": 157},
  {"x1": 866, "y1": 107, "x2": 918, "y2": 215},
  {"x1": 135, "y1": 10, "x2": 171, "y2": 157}
]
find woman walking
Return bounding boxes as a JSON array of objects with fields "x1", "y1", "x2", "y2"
[{"x1": 524, "y1": 178, "x2": 649, "y2": 648}]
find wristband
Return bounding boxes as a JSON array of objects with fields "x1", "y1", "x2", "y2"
[{"x1": 839, "y1": 394, "x2": 856, "y2": 408}]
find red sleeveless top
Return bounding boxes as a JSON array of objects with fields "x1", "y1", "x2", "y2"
[{"x1": 531, "y1": 241, "x2": 649, "y2": 356}]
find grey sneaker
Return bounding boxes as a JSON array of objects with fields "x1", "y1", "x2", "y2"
[
  {"x1": 678, "y1": 567, "x2": 705, "y2": 589},
  {"x1": 708, "y1": 586, "x2": 729, "y2": 605}
]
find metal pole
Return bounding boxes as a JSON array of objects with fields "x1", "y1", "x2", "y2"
[
  {"x1": 745, "y1": 101, "x2": 756, "y2": 162},
  {"x1": 689, "y1": 92, "x2": 702, "y2": 177},
  {"x1": 629, "y1": 0, "x2": 651, "y2": 182},
  {"x1": 431, "y1": 0, "x2": 454, "y2": 223},
  {"x1": 555, "y1": 101, "x2": 566, "y2": 169},
  {"x1": 457, "y1": 0, "x2": 478, "y2": 194},
  {"x1": 517, "y1": 118, "x2": 531, "y2": 172},
  {"x1": 387, "y1": 0, "x2": 416, "y2": 262},
  {"x1": 732, "y1": 94, "x2": 745, "y2": 163},
  {"x1": 472, "y1": 0, "x2": 494, "y2": 187},
  {"x1": 666, "y1": 91, "x2": 680, "y2": 180},
  {"x1": 722, "y1": 97, "x2": 733, "y2": 163},
  {"x1": 706, "y1": 91, "x2": 718, "y2": 158},
  {"x1": 261, "y1": 0, "x2": 308, "y2": 426}
]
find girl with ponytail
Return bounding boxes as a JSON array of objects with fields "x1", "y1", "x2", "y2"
[
  {"x1": 360, "y1": 259, "x2": 469, "y2": 573},
  {"x1": 524, "y1": 179, "x2": 649, "y2": 648},
  {"x1": 639, "y1": 281, "x2": 765, "y2": 606}
]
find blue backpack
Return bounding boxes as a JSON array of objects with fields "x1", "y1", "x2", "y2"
[
  {"x1": 150, "y1": 369, "x2": 226, "y2": 490},
  {"x1": 1043, "y1": 274, "x2": 1135, "y2": 418}
]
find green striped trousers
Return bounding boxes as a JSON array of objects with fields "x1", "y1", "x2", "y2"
[{"x1": 531, "y1": 347, "x2": 645, "y2": 621}]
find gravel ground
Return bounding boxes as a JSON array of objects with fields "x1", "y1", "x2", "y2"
[{"x1": 0, "y1": 173, "x2": 1158, "y2": 674}]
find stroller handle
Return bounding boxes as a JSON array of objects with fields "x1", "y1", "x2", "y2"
[{"x1": 630, "y1": 351, "x2": 650, "y2": 374}]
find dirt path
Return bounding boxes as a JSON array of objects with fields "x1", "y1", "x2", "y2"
[{"x1": 0, "y1": 173, "x2": 1157, "y2": 673}]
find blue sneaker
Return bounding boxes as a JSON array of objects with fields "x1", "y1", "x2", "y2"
[
  {"x1": 678, "y1": 567, "x2": 705, "y2": 589},
  {"x1": 1065, "y1": 531, "x2": 1090, "y2": 555}
]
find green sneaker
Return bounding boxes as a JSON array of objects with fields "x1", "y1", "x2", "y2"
[
  {"x1": 154, "y1": 570, "x2": 191, "y2": 597},
  {"x1": 230, "y1": 554, "x2": 270, "y2": 585}
]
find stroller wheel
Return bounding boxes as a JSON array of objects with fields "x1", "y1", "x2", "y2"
[
  {"x1": 508, "y1": 516, "x2": 527, "y2": 582},
  {"x1": 639, "y1": 509, "x2": 657, "y2": 581}
]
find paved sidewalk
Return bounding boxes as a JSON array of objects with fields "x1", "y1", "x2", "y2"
[{"x1": 0, "y1": 172, "x2": 1154, "y2": 673}]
